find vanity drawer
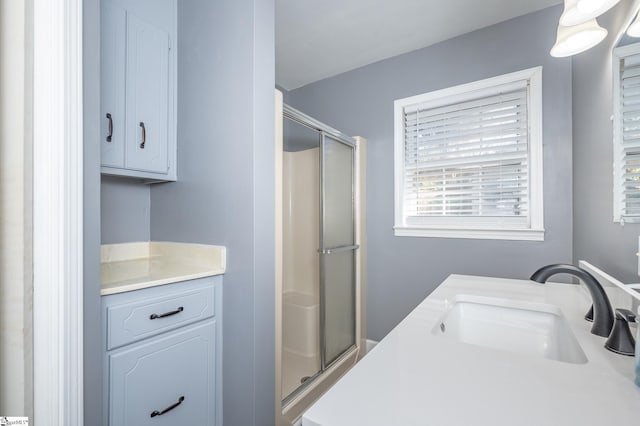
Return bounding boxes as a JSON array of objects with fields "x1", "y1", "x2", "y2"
[
  {"x1": 106, "y1": 279, "x2": 215, "y2": 350},
  {"x1": 108, "y1": 321, "x2": 216, "y2": 426}
]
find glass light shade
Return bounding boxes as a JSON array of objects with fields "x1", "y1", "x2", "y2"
[
  {"x1": 628, "y1": 13, "x2": 640, "y2": 37},
  {"x1": 560, "y1": 0, "x2": 620, "y2": 26},
  {"x1": 550, "y1": 19, "x2": 608, "y2": 57},
  {"x1": 578, "y1": 0, "x2": 620, "y2": 13}
]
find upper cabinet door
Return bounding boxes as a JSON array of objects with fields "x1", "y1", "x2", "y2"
[
  {"x1": 125, "y1": 13, "x2": 170, "y2": 174},
  {"x1": 100, "y1": 1, "x2": 126, "y2": 168}
]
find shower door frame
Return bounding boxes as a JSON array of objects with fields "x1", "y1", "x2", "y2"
[{"x1": 281, "y1": 104, "x2": 358, "y2": 405}]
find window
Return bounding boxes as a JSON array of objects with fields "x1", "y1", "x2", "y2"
[
  {"x1": 393, "y1": 67, "x2": 544, "y2": 240},
  {"x1": 613, "y1": 43, "x2": 640, "y2": 223}
]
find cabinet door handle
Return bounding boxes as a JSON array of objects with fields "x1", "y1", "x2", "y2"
[
  {"x1": 106, "y1": 113, "x2": 113, "y2": 142},
  {"x1": 150, "y1": 396, "x2": 184, "y2": 418},
  {"x1": 139, "y1": 121, "x2": 146, "y2": 149},
  {"x1": 149, "y1": 306, "x2": 183, "y2": 320}
]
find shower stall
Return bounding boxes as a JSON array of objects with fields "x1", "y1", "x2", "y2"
[{"x1": 274, "y1": 91, "x2": 366, "y2": 425}]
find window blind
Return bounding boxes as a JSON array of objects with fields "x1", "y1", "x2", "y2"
[
  {"x1": 402, "y1": 85, "x2": 530, "y2": 220},
  {"x1": 619, "y1": 52, "x2": 640, "y2": 218}
]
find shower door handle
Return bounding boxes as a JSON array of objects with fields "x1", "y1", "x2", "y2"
[{"x1": 319, "y1": 244, "x2": 359, "y2": 255}]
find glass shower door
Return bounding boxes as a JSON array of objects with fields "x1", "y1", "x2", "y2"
[{"x1": 320, "y1": 132, "x2": 357, "y2": 368}]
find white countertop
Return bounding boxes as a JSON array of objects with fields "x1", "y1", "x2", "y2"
[
  {"x1": 302, "y1": 274, "x2": 640, "y2": 426},
  {"x1": 100, "y1": 241, "x2": 226, "y2": 295}
]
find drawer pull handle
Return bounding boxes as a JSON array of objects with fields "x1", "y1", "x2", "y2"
[
  {"x1": 150, "y1": 395, "x2": 184, "y2": 418},
  {"x1": 139, "y1": 121, "x2": 146, "y2": 149},
  {"x1": 149, "y1": 306, "x2": 184, "y2": 320},
  {"x1": 106, "y1": 113, "x2": 113, "y2": 142}
]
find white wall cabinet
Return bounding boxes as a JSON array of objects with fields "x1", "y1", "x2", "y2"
[
  {"x1": 102, "y1": 277, "x2": 222, "y2": 426},
  {"x1": 100, "y1": 0, "x2": 177, "y2": 182}
]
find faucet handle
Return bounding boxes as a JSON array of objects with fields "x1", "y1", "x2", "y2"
[
  {"x1": 615, "y1": 308, "x2": 637, "y2": 322},
  {"x1": 604, "y1": 308, "x2": 637, "y2": 356}
]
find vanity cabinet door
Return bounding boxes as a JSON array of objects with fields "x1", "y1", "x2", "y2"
[
  {"x1": 109, "y1": 320, "x2": 216, "y2": 426},
  {"x1": 100, "y1": 0, "x2": 126, "y2": 168},
  {"x1": 99, "y1": 0, "x2": 176, "y2": 181},
  {"x1": 125, "y1": 13, "x2": 170, "y2": 174}
]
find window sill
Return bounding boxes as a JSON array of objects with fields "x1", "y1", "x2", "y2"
[
  {"x1": 393, "y1": 226, "x2": 545, "y2": 241},
  {"x1": 614, "y1": 216, "x2": 640, "y2": 224}
]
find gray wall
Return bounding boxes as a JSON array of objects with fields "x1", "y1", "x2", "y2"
[
  {"x1": 150, "y1": 0, "x2": 275, "y2": 425},
  {"x1": 83, "y1": 0, "x2": 103, "y2": 423},
  {"x1": 100, "y1": 177, "x2": 150, "y2": 243},
  {"x1": 288, "y1": 6, "x2": 574, "y2": 341},
  {"x1": 573, "y1": 0, "x2": 640, "y2": 282}
]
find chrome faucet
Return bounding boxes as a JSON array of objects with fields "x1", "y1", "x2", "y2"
[{"x1": 530, "y1": 264, "x2": 614, "y2": 337}]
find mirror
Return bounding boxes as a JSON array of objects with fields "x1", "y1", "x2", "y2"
[
  {"x1": 616, "y1": 0, "x2": 640, "y2": 49},
  {"x1": 611, "y1": 3, "x2": 640, "y2": 225}
]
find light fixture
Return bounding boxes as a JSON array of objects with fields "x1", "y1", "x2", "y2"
[
  {"x1": 550, "y1": 19, "x2": 608, "y2": 57},
  {"x1": 559, "y1": 0, "x2": 620, "y2": 26},
  {"x1": 628, "y1": 12, "x2": 640, "y2": 37}
]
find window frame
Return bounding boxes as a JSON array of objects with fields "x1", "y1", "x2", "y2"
[
  {"x1": 613, "y1": 42, "x2": 640, "y2": 224},
  {"x1": 393, "y1": 67, "x2": 544, "y2": 241}
]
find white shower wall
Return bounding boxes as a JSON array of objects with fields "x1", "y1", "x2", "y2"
[
  {"x1": 282, "y1": 148, "x2": 322, "y2": 400},
  {"x1": 283, "y1": 148, "x2": 320, "y2": 299}
]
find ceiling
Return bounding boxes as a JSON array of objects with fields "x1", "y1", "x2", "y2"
[{"x1": 276, "y1": 0, "x2": 563, "y2": 90}]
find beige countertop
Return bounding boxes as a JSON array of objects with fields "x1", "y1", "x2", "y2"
[{"x1": 100, "y1": 242, "x2": 226, "y2": 295}]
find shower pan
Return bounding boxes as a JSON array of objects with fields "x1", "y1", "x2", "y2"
[{"x1": 274, "y1": 91, "x2": 367, "y2": 425}]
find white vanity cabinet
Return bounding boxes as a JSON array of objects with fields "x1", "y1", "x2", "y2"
[
  {"x1": 102, "y1": 276, "x2": 222, "y2": 426},
  {"x1": 100, "y1": 0, "x2": 177, "y2": 181}
]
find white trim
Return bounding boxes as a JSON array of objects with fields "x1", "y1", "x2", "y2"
[
  {"x1": 274, "y1": 89, "x2": 284, "y2": 425},
  {"x1": 33, "y1": 0, "x2": 84, "y2": 424},
  {"x1": 354, "y1": 137, "x2": 368, "y2": 358},
  {"x1": 393, "y1": 67, "x2": 544, "y2": 240},
  {"x1": 395, "y1": 68, "x2": 536, "y2": 111},
  {"x1": 528, "y1": 67, "x2": 544, "y2": 235},
  {"x1": 393, "y1": 226, "x2": 545, "y2": 241},
  {"x1": 617, "y1": 216, "x2": 640, "y2": 223}
]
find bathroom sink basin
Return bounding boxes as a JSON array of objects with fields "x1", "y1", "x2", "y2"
[{"x1": 432, "y1": 295, "x2": 588, "y2": 364}]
